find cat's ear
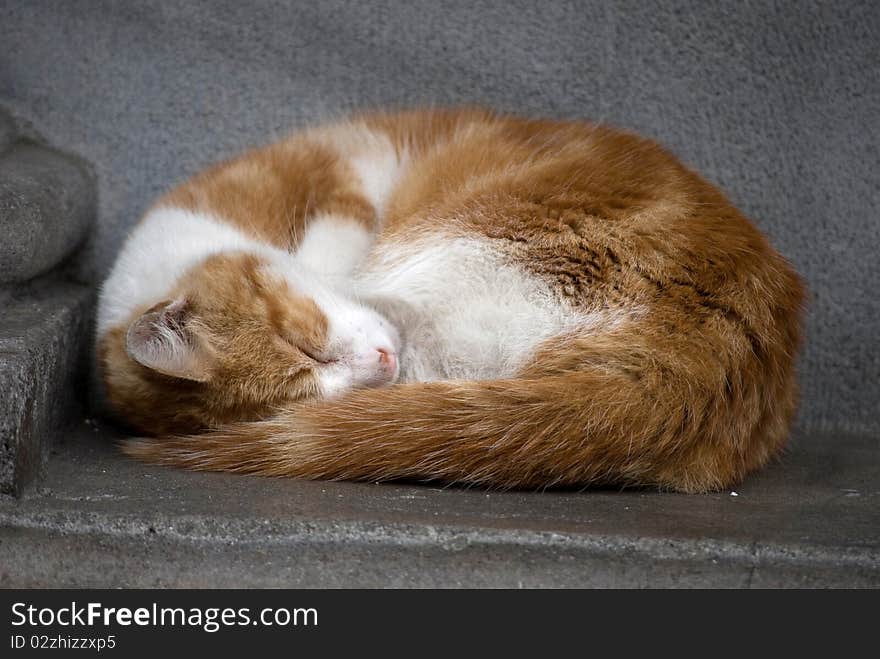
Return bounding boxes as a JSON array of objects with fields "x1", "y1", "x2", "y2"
[{"x1": 125, "y1": 297, "x2": 213, "y2": 382}]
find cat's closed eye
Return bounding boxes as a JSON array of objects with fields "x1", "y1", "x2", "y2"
[
  {"x1": 298, "y1": 344, "x2": 337, "y2": 365},
  {"x1": 277, "y1": 333, "x2": 335, "y2": 364}
]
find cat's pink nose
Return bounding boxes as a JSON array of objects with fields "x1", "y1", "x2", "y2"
[{"x1": 376, "y1": 347, "x2": 397, "y2": 373}]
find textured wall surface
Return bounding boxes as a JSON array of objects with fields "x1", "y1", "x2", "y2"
[{"x1": 1, "y1": 0, "x2": 877, "y2": 431}]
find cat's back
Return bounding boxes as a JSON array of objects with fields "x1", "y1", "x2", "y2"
[
  {"x1": 367, "y1": 107, "x2": 801, "y2": 326},
  {"x1": 358, "y1": 108, "x2": 803, "y2": 389}
]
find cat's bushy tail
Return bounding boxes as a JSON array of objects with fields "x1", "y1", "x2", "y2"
[{"x1": 122, "y1": 324, "x2": 800, "y2": 493}]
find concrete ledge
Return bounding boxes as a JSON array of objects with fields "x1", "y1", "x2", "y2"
[
  {"x1": 0, "y1": 142, "x2": 96, "y2": 283},
  {"x1": 0, "y1": 276, "x2": 94, "y2": 495},
  {"x1": 1, "y1": 424, "x2": 876, "y2": 587}
]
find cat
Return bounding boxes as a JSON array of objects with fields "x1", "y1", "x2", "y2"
[{"x1": 98, "y1": 108, "x2": 805, "y2": 492}]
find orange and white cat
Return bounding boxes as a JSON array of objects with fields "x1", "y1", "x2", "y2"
[{"x1": 98, "y1": 108, "x2": 805, "y2": 492}]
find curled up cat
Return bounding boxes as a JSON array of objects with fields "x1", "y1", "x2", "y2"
[{"x1": 97, "y1": 108, "x2": 805, "y2": 492}]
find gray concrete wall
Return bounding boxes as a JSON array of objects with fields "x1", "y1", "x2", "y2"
[{"x1": 1, "y1": 0, "x2": 877, "y2": 432}]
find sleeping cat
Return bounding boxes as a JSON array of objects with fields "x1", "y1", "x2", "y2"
[{"x1": 98, "y1": 108, "x2": 805, "y2": 492}]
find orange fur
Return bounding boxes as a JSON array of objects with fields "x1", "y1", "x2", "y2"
[
  {"x1": 161, "y1": 133, "x2": 378, "y2": 248},
  {"x1": 109, "y1": 108, "x2": 805, "y2": 492}
]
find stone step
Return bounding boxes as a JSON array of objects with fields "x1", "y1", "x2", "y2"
[
  {"x1": 0, "y1": 424, "x2": 876, "y2": 587},
  {"x1": 0, "y1": 276, "x2": 94, "y2": 495}
]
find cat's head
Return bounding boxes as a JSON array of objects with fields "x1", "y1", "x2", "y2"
[{"x1": 99, "y1": 251, "x2": 400, "y2": 435}]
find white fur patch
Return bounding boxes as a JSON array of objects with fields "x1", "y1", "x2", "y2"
[
  {"x1": 355, "y1": 236, "x2": 635, "y2": 382},
  {"x1": 296, "y1": 213, "x2": 373, "y2": 278}
]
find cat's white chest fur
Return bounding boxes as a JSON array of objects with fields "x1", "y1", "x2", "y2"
[{"x1": 354, "y1": 236, "x2": 579, "y2": 382}]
